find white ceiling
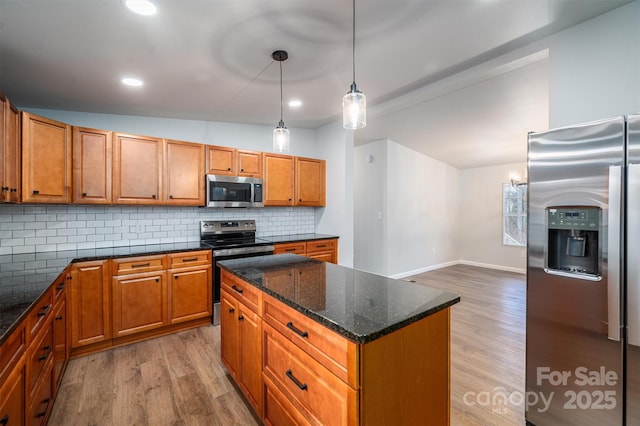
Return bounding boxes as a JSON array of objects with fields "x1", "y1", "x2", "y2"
[{"x1": 0, "y1": 0, "x2": 630, "y2": 169}]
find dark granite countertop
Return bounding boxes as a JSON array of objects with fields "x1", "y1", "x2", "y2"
[
  {"x1": 260, "y1": 233, "x2": 338, "y2": 244},
  {"x1": 217, "y1": 254, "x2": 460, "y2": 344},
  {"x1": 0, "y1": 242, "x2": 208, "y2": 345}
]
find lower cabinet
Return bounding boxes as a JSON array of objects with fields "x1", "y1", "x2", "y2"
[
  {"x1": 70, "y1": 260, "x2": 111, "y2": 349},
  {"x1": 112, "y1": 271, "x2": 168, "y2": 337},
  {"x1": 168, "y1": 257, "x2": 212, "y2": 324},
  {"x1": 0, "y1": 358, "x2": 25, "y2": 426},
  {"x1": 273, "y1": 238, "x2": 338, "y2": 264}
]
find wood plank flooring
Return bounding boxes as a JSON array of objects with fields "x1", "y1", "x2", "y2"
[{"x1": 49, "y1": 264, "x2": 525, "y2": 426}]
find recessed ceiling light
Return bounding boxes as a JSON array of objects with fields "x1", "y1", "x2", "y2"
[
  {"x1": 288, "y1": 100, "x2": 302, "y2": 107},
  {"x1": 123, "y1": 0, "x2": 157, "y2": 16},
  {"x1": 121, "y1": 77, "x2": 144, "y2": 87}
]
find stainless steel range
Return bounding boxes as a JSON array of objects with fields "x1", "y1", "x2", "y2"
[{"x1": 200, "y1": 220, "x2": 274, "y2": 325}]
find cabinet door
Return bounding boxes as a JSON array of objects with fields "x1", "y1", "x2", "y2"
[
  {"x1": 21, "y1": 112, "x2": 72, "y2": 203},
  {"x1": 238, "y1": 303, "x2": 262, "y2": 416},
  {"x1": 164, "y1": 139, "x2": 205, "y2": 205},
  {"x1": 220, "y1": 291, "x2": 239, "y2": 378},
  {"x1": 295, "y1": 157, "x2": 325, "y2": 206},
  {"x1": 206, "y1": 145, "x2": 236, "y2": 175},
  {"x1": 263, "y1": 153, "x2": 294, "y2": 206},
  {"x1": 52, "y1": 298, "x2": 67, "y2": 391},
  {"x1": 72, "y1": 127, "x2": 112, "y2": 204},
  {"x1": 113, "y1": 133, "x2": 162, "y2": 204},
  {"x1": 237, "y1": 150, "x2": 262, "y2": 177},
  {"x1": 168, "y1": 266, "x2": 212, "y2": 324},
  {"x1": 1, "y1": 96, "x2": 21, "y2": 203},
  {"x1": 0, "y1": 360, "x2": 25, "y2": 426},
  {"x1": 70, "y1": 260, "x2": 111, "y2": 348},
  {"x1": 112, "y1": 272, "x2": 167, "y2": 337}
]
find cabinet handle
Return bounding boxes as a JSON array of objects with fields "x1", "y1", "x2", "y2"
[
  {"x1": 38, "y1": 354, "x2": 47, "y2": 361},
  {"x1": 10, "y1": 188, "x2": 16, "y2": 192},
  {"x1": 288, "y1": 198, "x2": 292, "y2": 201},
  {"x1": 56, "y1": 283, "x2": 65, "y2": 291},
  {"x1": 285, "y1": 248, "x2": 296, "y2": 252},
  {"x1": 315, "y1": 244, "x2": 326, "y2": 248},
  {"x1": 182, "y1": 257, "x2": 198, "y2": 262},
  {"x1": 37, "y1": 305, "x2": 51, "y2": 317},
  {"x1": 82, "y1": 192, "x2": 87, "y2": 197},
  {"x1": 169, "y1": 195, "x2": 173, "y2": 199},
  {"x1": 155, "y1": 278, "x2": 159, "y2": 282},
  {"x1": 238, "y1": 315, "x2": 244, "y2": 321},
  {"x1": 231, "y1": 285, "x2": 243, "y2": 294},
  {"x1": 36, "y1": 399, "x2": 50, "y2": 417},
  {"x1": 0, "y1": 415, "x2": 8, "y2": 425},
  {"x1": 151, "y1": 194, "x2": 156, "y2": 199},
  {"x1": 299, "y1": 198, "x2": 302, "y2": 202},
  {"x1": 43, "y1": 345, "x2": 51, "y2": 351},
  {"x1": 227, "y1": 167, "x2": 231, "y2": 171},
  {"x1": 240, "y1": 168, "x2": 244, "y2": 172},
  {"x1": 285, "y1": 370, "x2": 308, "y2": 391},
  {"x1": 286, "y1": 321, "x2": 309, "y2": 338},
  {"x1": 1, "y1": 186, "x2": 8, "y2": 191},
  {"x1": 67, "y1": 275, "x2": 72, "y2": 281},
  {"x1": 131, "y1": 263, "x2": 150, "y2": 268},
  {"x1": 174, "y1": 275, "x2": 179, "y2": 279},
  {"x1": 32, "y1": 190, "x2": 40, "y2": 195},
  {"x1": 55, "y1": 315, "x2": 63, "y2": 320},
  {"x1": 229, "y1": 308, "x2": 235, "y2": 313}
]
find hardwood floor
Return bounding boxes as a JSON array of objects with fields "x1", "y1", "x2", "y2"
[{"x1": 49, "y1": 264, "x2": 525, "y2": 426}]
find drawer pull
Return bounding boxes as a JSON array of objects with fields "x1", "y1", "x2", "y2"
[
  {"x1": 0, "y1": 186, "x2": 7, "y2": 191},
  {"x1": 182, "y1": 257, "x2": 198, "y2": 262},
  {"x1": 286, "y1": 322, "x2": 309, "y2": 338},
  {"x1": 10, "y1": 188, "x2": 16, "y2": 193},
  {"x1": 38, "y1": 355, "x2": 47, "y2": 361},
  {"x1": 238, "y1": 315, "x2": 244, "y2": 321},
  {"x1": 229, "y1": 308, "x2": 235, "y2": 313},
  {"x1": 131, "y1": 262, "x2": 150, "y2": 268},
  {"x1": 231, "y1": 285, "x2": 244, "y2": 294},
  {"x1": 285, "y1": 369, "x2": 308, "y2": 391},
  {"x1": 0, "y1": 415, "x2": 8, "y2": 425},
  {"x1": 43, "y1": 345, "x2": 51, "y2": 351},
  {"x1": 315, "y1": 244, "x2": 327, "y2": 248},
  {"x1": 36, "y1": 399, "x2": 50, "y2": 417},
  {"x1": 55, "y1": 315, "x2": 63, "y2": 320},
  {"x1": 37, "y1": 305, "x2": 51, "y2": 317},
  {"x1": 33, "y1": 190, "x2": 40, "y2": 195},
  {"x1": 285, "y1": 248, "x2": 296, "y2": 252},
  {"x1": 56, "y1": 283, "x2": 65, "y2": 291}
]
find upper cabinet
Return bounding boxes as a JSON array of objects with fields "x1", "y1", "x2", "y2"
[
  {"x1": 295, "y1": 157, "x2": 325, "y2": 206},
  {"x1": 21, "y1": 112, "x2": 72, "y2": 204},
  {"x1": 207, "y1": 145, "x2": 262, "y2": 178},
  {"x1": 206, "y1": 145, "x2": 236, "y2": 175},
  {"x1": 113, "y1": 133, "x2": 163, "y2": 205},
  {"x1": 0, "y1": 94, "x2": 21, "y2": 203},
  {"x1": 264, "y1": 154, "x2": 326, "y2": 207},
  {"x1": 163, "y1": 139, "x2": 205, "y2": 206},
  {"x1": 263, "y1": 153, "x2": 294, "y2": 206},
  {"x1": 72, "y1": 127, "x2": 112, "y2": 204}
]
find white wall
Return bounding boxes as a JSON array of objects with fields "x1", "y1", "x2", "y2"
[
  {"x1": 548, "y1": 1, "x2": 640, "y2": 127},
  {"x1": 22, "y1": 108, "x2": 318, "y2": 158},
  {"x1": 314, "y1": 121, "x2": 354, "y2": 267},
  {"x1": 458, "y1": 163, "x2": 527, "y2": 273}
]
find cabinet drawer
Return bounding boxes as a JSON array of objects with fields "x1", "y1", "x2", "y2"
[
  {"x1": 27, "y1": 289, "x2": 53, "y2": 343},
  {"x1": 0, "y1": 323, "x2": 25, "y2": 383},
  {"x1": 263, "y1": 324, "x2": 356, "y2": 426},
  {"x1": 305, "y1": 239, "x2": 336, "y2": 254},
  {"x1": 263, "y1": 294, "x2": 356, "y2": 386},
  {"x1": 221, "y1": 270, "x2": 262, "y2": 315},
  {"x1": 27, "y1": 358, "x2": 53, "y2": 426},
  {"x1": 27, "y1": 323, "x2": 53, "y2": 394},
  {"x1": 53, "y1": 273, "x2": 67, "y2": 303},
  {"x1": 274, "y1": 242, "x2": 306, "y2": 255},
  {"x1": 167, "y1": 250, "x2": 211, "y2": 269},
  {"x1": 112, "y1": 255, "x2": 166, "y2": 275},
  {"x1": 264, "y1": 375, "x2": 313, "y2": 426}
]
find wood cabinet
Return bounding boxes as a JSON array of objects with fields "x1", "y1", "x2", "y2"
[
  {"x1": 0, "y1": 357, "x2": 25, "y2": 426},
  {"x1": 72, "y1": 127, "x2": 112, "y2": 204},
  {"x1": 0, "y1": 94, "x2": 21, "y2": 203},
  {"x1": 221, "y1": 270, "x2": 263, "y2": 417},
  {"x1": 163, "y1": 139, "x2": 205, "y2": 206},
  {"x1": 274, "y1": 238, "x2": 338, "y2": 264},
  {"x1": 263, "y1": 153, "x2": 294, "y2": 206},
  {"x1": 113, "y1": 133, "x2": 163, "y2": 204},
  {"x1": 70, "y1": 260, "x2": 111, "y2": 350},
  {"x1": 112, "y1": 255, "x2": 168, "y2": 337},
  {"x1": 52, "y1": 297, "x2": 67, "y2": 391},
  {"x1": 21, "y1": 112, "x2": 72, "y2": 203},
  {"x1": 237, "y1": 149, "x2": 262, "y2": 177},
  {"x1": 167, "y1": 251, "x2": 212, "y2": 324},
  {"x1": 295, "y1": 157, "x2": 325, "y2": 206},
  {"x1": 206, "y1": 145, "x2": 236, "y2": 175},
  {"x1": 264, "y1": 154, "x2": 326, "y2": 207}
]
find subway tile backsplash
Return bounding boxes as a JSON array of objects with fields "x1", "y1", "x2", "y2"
[{"x1": 0, "y1": 205, "x2": 315, "y2": 255}]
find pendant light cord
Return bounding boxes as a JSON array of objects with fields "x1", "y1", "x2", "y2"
[
  {"x1": 279, "y1": 60, "x2": 284, "y2": 123},
  {"x1": 352, "y1": 0, "x2": 356, "y2": 84}
]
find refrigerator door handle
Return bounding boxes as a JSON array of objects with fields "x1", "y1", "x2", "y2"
[
  {"x1": 608, "y1": 165, "x2": 622, "y2": 342},
  {"x1": 629, "y1": 163, "x2": 640, "y2": 346}
]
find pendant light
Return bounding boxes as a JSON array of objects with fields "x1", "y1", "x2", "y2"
[
  {"x1": 272, "y1": 50, "x2": 290, "y2": 153},
  {"x1": 343, "y1": 0, "x2": 366, "y2": 129}
]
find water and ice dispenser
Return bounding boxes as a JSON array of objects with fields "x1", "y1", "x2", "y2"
[{"x1": 546, "y1": 207, "x2": 601, "y2": 278}]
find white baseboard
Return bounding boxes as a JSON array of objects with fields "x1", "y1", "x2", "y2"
[{"x1": 388, "y1": 259, "x2": 526, "y2": 279}]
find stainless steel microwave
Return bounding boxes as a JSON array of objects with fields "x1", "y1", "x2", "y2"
[{"x1": 205, "y1": 175, "x2": 264, "y2": 208}]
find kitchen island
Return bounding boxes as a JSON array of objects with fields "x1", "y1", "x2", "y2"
[{"x1": 218, "y1": 254, "x2": 460, "y2": 426}]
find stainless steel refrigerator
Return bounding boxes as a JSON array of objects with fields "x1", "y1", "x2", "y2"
[{"x1": 526, "y1": 114, "x2": 640, "y2": 425}]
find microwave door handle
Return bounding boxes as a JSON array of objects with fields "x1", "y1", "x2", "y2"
[
  {"x1": 628, "y1": 163, "x2": 640, "y2": 346},
  {"x1": 608, "y1": 165, "x2": 622, "y2": 342}
]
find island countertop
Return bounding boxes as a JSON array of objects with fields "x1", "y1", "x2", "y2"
[{"x1": 217, "y1": 253, "x2": 460, "y2": 344}]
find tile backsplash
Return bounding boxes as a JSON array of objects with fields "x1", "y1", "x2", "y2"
[{"x1": 0, "y1": 205, "x2": 315, "y2": 255}]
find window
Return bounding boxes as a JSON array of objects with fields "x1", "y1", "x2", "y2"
[{"x1": 503, "y1": 183, "x2": 527, "y2": 246}]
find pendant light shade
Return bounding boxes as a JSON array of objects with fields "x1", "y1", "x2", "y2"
[
  {"x1": 343, "y1": 0, "x2": 366, "y2": 129},
  {"x1": 272, "y1": 50, "x2": 290, "y2": 153}
]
